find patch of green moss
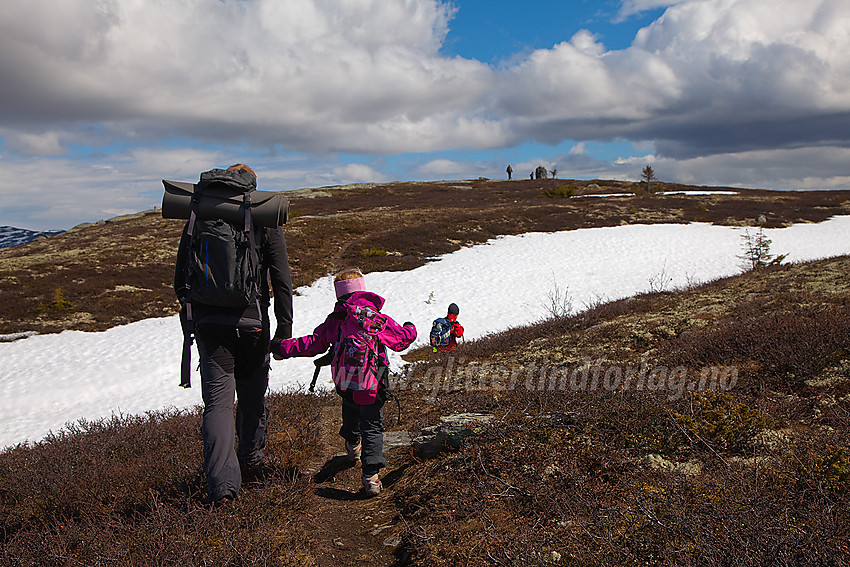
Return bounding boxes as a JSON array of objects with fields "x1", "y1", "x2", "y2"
[{"x1": 673, "y1": 392, "x2": 768, "y2": 453}]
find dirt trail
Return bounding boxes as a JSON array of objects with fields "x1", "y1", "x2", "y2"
[{"x1": 302, "y1": 405, "x2": 410, "y2": 566}]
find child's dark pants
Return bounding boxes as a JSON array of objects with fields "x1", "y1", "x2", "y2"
[{"x1": 339, "y1": 396, "x2": 385, "y2": 477}]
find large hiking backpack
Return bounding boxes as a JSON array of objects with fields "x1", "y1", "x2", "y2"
[
  {"x1": 332, "y1": 304, "x2": 389, "y2": 404},
  {"x1": 185, "y1": 217, "x2": 260, "y2": 308},
  {"x1": 429, "y1": 317, "x2": 453, "y2": 348},
  {"x1": 182, "y1": 168, "x2": 261, "y2": 310},
  {"x1": 177, "y1": 168, "x2": 262, "y2": 388}
]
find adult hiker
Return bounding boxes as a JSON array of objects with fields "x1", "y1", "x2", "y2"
[
  {"x1": 506, "y1": 164, "x2": 513, "y2": 180},
  {"x1": 173, "y1": 164, "x2": 293, "y2": 506},
  {"x1": 270, "y1": 268, "x2": 416, "y2": 496},
  {"x1": 430, "y1": 303, "x2": 465, "y2": 352}
]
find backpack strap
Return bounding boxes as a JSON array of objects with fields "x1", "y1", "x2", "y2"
[
  {"x1": 330, "y1": 313, "x2": 346, "y2": 378},
  {"x1": 186, "y1": 180, "x2": 203, "y2": 238},
  {"x1": 375, "y1": 343, "x2": 390, "y2": 392},
  {"x1": 178, "y1": 187, "x2": 204, "y2": 388},
  {"x1": 179, "y1": 308, "x2": 194, "y2": 388},
  {"x1": 183, "y1": 182, "x2": 205, "y2": 315},
  {"x1": 243, "y1": 191, "x2": 263, "y2": 318}
]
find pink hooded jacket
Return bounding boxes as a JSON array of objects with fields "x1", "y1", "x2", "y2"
[{"x1": 272, "y1": 291, "x2": 416, "y2": 401}]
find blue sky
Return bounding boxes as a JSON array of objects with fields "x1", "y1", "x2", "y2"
[
  {"x1": 387, "y1": 0, "x2": 667, "y2": 180},
  {"x1": 1, "y1": 0, "x2": 849, "y2": 230},
  {"x1": 442, "y1": 0, "x2": 662, "y2": 59}
]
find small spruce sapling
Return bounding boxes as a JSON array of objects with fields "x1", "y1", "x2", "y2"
[
  {"x1": 641, "y1": 165, "x2": 657, "y2": 193},
  {"x1": 738, "y1": 227, "x2": 787, "y2": 270}
]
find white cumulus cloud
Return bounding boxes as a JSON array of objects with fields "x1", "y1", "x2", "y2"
[
  {"x1": 0, "y1": 0, "x2": 492, "y2": 153},
  {"x1": 1, "y1": 0, "x2": 850, "y2": 229}
]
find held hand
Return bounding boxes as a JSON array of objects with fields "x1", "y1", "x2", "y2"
[{"x1": 269, "y1": 339, "x2": 285, "y2": 361}]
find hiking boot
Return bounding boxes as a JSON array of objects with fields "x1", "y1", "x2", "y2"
[
  {"x1": 211, "y1": 495, "x2": 234, "y2": 508},
  {"x1": 361, "y1": 474, "x2": 382, "y2": 497},
  {"x1": 345, "y1": 440, "x2": 362, "y2": 462},
  {"x1": 240, "y1": 452, "x2": 274, "y2": 482},
  {"x1": 239, "y1": 450, "x2": 269, "y2": 470}
]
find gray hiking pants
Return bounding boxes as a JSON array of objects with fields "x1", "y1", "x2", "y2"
[
  {"x1": 339, "y1": 396, "x2": 385, "y2": 477},
  {"x1": 196, "y1": 324, "x2": 270, "y2": 502}
]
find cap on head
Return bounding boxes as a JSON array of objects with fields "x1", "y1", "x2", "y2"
[{"x1": 447, "y1": 303, "x2": 459, "y2": 316}]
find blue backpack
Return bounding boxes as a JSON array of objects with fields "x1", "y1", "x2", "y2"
[{"x1": 429, "y1": 317, "x2": 453, "y2": 348}]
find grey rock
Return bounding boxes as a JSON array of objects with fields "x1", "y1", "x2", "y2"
[
  {"x1": 383, "y1": 430, "x2": 412, "y2": 452},
  {"x1": 412, "y1": 413, "x2": 494, "y2": 459}
]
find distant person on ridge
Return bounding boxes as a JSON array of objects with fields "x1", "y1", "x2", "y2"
[
  {"x1": 430, "y1": 303, "x2": 464, "y2": 352},
  {"x1": 173, "y1": 164, "x2": 293, "y2": 506},
  {"x1": 506, "y1": 164, "x2": 513, "y2": 180},
  {"x1": 269, "y1": 268, "x2": 416, "y2": 497}
]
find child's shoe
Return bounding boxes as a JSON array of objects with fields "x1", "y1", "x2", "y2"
[
  {"x1": 345, "y1": 440, "x2": 362, "y2": 462},
  {"x1": 361, "y1": 474, "x2": 382, "y2": 497}
]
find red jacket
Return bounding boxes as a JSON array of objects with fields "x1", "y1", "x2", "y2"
[{"x1": 437, "y1": 314, "x2": 464, "y2": 351}]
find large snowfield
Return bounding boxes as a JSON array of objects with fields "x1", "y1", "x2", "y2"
[{"x1": 3, "y1": 217, "x2": 850, "y2": 449}]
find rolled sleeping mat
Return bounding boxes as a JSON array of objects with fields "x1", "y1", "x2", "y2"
[{"x1": 161, "y1": 180, "x2": 289, "y2": 227}]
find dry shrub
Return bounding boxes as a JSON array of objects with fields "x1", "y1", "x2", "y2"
[
  {"x1": 456, "y1": 292, "x2": 668, "y2": 361},
  {"x1": 0, "y1": 409, "x2": 203, "y2": 528},
  {"x1": 393, "y1": 258, "x2": 850, "y2": 564},
  {"x1": 393, "y1": 389, "x2": 850, "y2": 566},
  {"x1": 0, "y1": 391, "x2": 328, "y2": 566},
  {"x1": 657, "y1": 302, "x2": 850, "y2": 389}
]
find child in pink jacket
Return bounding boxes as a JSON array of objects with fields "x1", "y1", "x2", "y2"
[{"x1": 270, "y1": 268, "x2": 416, "y2": 496}]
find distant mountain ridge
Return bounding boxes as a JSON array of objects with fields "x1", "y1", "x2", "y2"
[{"x1": 0, "y1": 226, "x2": 64, "y2": 249}]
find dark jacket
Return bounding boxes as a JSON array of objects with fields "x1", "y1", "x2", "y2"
[{"x1": 174, "y1": 224, "x2": 293, "y2": 340}]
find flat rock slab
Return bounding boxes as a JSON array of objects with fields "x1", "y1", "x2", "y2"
[{"x1": 411, "y1": 413, "x2": 494, "y2": 459}]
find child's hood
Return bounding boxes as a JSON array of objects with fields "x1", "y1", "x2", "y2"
[{"x1": 334, "y1": 290, "x2": 386, "y2": 313}]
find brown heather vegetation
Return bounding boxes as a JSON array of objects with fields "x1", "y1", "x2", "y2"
[
  {"x1": 1, "y1": 179, "x2": 850, "y2": 565},
  {"x1": 396, "y1": 257, "x2": 850, "y2": 565}
]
